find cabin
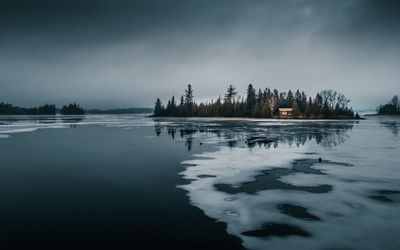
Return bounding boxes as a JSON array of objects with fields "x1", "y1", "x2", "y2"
[{"x1": 279, "y1": 108, "x2": 293, "y2": 116}]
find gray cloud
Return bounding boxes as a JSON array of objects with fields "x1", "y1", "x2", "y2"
[{"x1": 0, "y1": 0, "x2": 399, "y2": 109}]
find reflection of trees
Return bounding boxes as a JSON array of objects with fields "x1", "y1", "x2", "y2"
[
  {"x1": 38, "y1": 117, "x2": 57, "y2": 124},
  {"x1": 380, "y1": 120, "x2": 399, "y2": 136},
  {"x1": 153, "y1": 119, "x2": 354, "y2": 151},
  {"x1": 61, "y1": 117, "x2": 84, "y2": 124},
  {"x1": 0, "y1": 115, "x2": 83, "y2": 125}
]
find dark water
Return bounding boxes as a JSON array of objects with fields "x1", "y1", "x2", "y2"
[
  {"x1": 0, "y1": 115, "x2": 399, "y2": 249},
  {"x1": 0, "y1": 125, "x2": 242, "y2": 249}
]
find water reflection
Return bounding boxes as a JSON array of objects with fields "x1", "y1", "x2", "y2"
[
  {"x1": 154, "y1": 118, "x2": 400, "y2": 250},
  {"x1": 153, "y1": 119, "x2": 355, "y2": 151},
  {"x1": 379, "y1": 118, "x2": 400, "y2": 136},
  {"x1": 61, "y1": 116, "x2": 84, "y2": 124},
  {"x1": 0, "y1": 114, "x2": 154, "y2": 138}
]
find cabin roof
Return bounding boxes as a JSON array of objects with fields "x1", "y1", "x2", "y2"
[{"x1": 278, "y1": 108, "x2": 293, "y2": 111}]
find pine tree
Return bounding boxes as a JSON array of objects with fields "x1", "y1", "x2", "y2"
[
  {"x1": 287, "y1": 90, "x2": 294, "y2": 107},
  {"x1": 223, "y1": 85, "x2": 236, "y2": 116},
  {"x1": 154, "y1": 98, "x2": 163, "y2": 116},
  {"x1": 295, "y1": 89, "x2": 302, "y2": 104},
  {"x1": 61, "y1": 103, "x2": 84, "y2": 115},
  {"x1": 291, "y1": 101, "x2": 301, "y2": 118},
  {"x1": 246, "y1": 84, "x2": 256, "y2": 115},
  {"x1": 304, "y1": 97, "x2": 312, "y2": 117},
  {"x1": 251, "y1": 103, "x2": 259, "y2": 117},
  {"x1": 300, "y1": 91, "x2": 307, "y2": 113},
  {"x1": 184, "y1": 84, "x2": 194, "y2": 107},
  {"x1": 257, "y1": 88, "x2": 263, "y2": 104},
  {"x1": 261, "y1": 101, "x2": 272, "y2": 118},
  {"x1": 170, "y1": 96, "x2": 176, "y2": 115},
  {"x1": 151, "y1": 85, "x2": 354, "y2": 119},
  {"x1": 166, "y1": 100, "x2": 171, "y2": 115},
  {"x1": 224, "y1": 84, "x2": 237, "y2": 103},
  {"x1": 313, "y1": 93, "x2": 323, "y2": 116},
  {"x1": 184, "y1": 84, "x2": 194, "y2": 116},
  {"x1": 322, "y1": 100, "x2": 330, "y2": 118}
]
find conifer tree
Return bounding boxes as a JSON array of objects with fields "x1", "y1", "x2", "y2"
[
  {"x1": 246, "y1": 84, "x2": 256, "y2": 115},
  {"x1": 300, "y1": 91, "x2": 307, "y2": 112},
  {"x1": 181, "y1": 84, "x2": 194, "y2": 116},
  {"x1": 252, "y1": 102, "x2": 260, "y2": 117},
  {"x1": 287, "y1": 90, "x2": 294, "y2": 107},
  {"x1": 261, "y1": 101, "x2": 272, "y2": 118},
  {"x1": 257, "y1": 88, "x2": 263, "y2": 104},
  {"x1": 184, "y1": 84, "x2": 194, "y2": 108},
  {"x1": 291, "y1": 101, "x2": 301, "y2": 118},
  {"x1": 322, "y1": 100, "x2": 330, "y2": 118},
  {"x1": 313, "y1": 93, "x2": 323, "y2": 116},
  {"x1": 295, "y1": 89, "x2": 302, "y2": 105},
  {"x1": 154, "y1": 98, "x2": 163, "y2": 116},
  {"x1": 152, "y1": 84, "x2": 354, "y2": 119},
  {"x1": 224, "y1": 84, "x2": 237, "y2": 103},
  {"x1": 304, "y1": 97, "x2": 312, "y2": 117}
]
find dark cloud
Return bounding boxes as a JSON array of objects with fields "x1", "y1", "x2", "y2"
[{"x1": 0, "y1": 0, "x2": 399, "y2": 109}]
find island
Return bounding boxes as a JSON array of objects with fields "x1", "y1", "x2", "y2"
[
  {"x1": 376, "y1": 95, "x2": 400, "y2": 115},
  {"x1": 153, "y1": 84, "x2": 359, "y2": 119},
  {"x1": 0, "y1": 102, "x2": 56, "y2": 115},
  {"x1": 60, "y1": 103, "x2": 85, "y2": 115},
  {"x1": 86, "y1": 108, "x2": 153, "y2": 114},
  {"x1": 0, "y1": 102, "x2": 154, "y2": 116},
  {"x1": 0, "y1": 102, "x2": 84, "y2": 115}
]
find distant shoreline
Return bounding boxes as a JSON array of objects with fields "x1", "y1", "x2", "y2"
[
  {"x1": 154, "y1": 85, "x2": 359, "y2": 119},
  {"x1": 149, "y1": 115, "x2": 360, "y2": 120},
  {"x1": 364, "y1": 113, "x2": 400, "y2": 116}
]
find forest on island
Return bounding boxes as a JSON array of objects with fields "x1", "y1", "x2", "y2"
[
  {"x1": 60, "y1": 103, "x2": 85, "y2": 115},
  {"x1": 0, "y1": 102, "x2": 85, "y2": 115},
  {"x1": 154, "y1": 84, "x2": 357, "y2": 119},
  {"x1": 86, "y1": 107, "x2": 153, "y2": 114},
  {"x1": 0, "y1": 103, "x2": 56, "y2": 115},
  {"x1": 377, "y1": 95, "x2": 400, "y2": 115}
]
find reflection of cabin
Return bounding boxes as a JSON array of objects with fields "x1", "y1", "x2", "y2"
[{"x1": 279, "y1": 108, "x2": 293, "y2": 116}]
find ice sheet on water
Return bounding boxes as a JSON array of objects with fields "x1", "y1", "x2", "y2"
[
  {"x1": 176, "y1": 117, "x2": 400, "y2": 250},
  {"x1": 0, "y1": 114, "x2": 155, "y2": 138}
]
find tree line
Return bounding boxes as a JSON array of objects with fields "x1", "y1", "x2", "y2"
[
  {"x1": 377, "y1": 95, "x2": 400, "y2": 115},
  {"x1": 0, "y1": 102, "x2": 85, "y2": 115},
  {"x1": 60, "y1": 103, "x2": 85, "y2": 115},
  {"x1": 0, "y1": 103, "x2": 56, "y2": 115},
  {"x1": 86, "y1": 107, "x2": 153, "y2": 114},
  {"x1": 154, "y1": 84, "x2": 357, "y2": 119}
]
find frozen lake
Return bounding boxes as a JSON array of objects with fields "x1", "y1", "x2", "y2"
[{"x1": 0, "y1": 115, "x2": 399, "y2": 249}]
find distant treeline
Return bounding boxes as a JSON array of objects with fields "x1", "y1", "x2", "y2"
[
  {"x1": 154, "y1": 84, "x2": 357, "y2": 119},
  {"x1": 87, "y1": 108, "x2": 153, "y2": 114},
  {"x1": 0, "y1": 102, "x2": 85, "y2": 115},
  {"x1": 0, "y1": 102, "x2": 153, "y2": 115},
  {"x1": 60, "y1": 103, "x2": 85, "y2": 115},
  {"x1": 0, "y1": 103, "x2": 56, "y2": 115},
  {"x1": 377, "y1": 95, "x2": 400, "y2": 115}
]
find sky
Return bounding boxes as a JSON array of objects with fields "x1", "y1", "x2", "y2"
[{"x1": 0, "y1": 0, "x2": 399, "y2": 109}]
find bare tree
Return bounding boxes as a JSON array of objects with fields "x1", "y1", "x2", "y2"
[
  {"x1": 337, "y1": 93, "x2": 350, "y2": 109},
  {"x1": 320, "y1": 89, "x2": 338, "y2": 108}
]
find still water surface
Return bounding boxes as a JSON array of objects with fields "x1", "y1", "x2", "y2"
[{"x1": 0, "y1": 115, "x2": 399, "y2": 249}]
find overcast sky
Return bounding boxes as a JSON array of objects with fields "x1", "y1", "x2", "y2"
[{"x1": 0, "y1": 0, "x2": 399, "y2": 109}]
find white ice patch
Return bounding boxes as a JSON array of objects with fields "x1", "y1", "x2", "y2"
[
  {"x1": 178, "y1": 117, "x2": 400, "y2": 250},
  {"x1": 0, "y1": 127, "x2": 39, "y2": 133},
  {"x1": 0, "y1": 114, "x2": 156, "y2": 138}
]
